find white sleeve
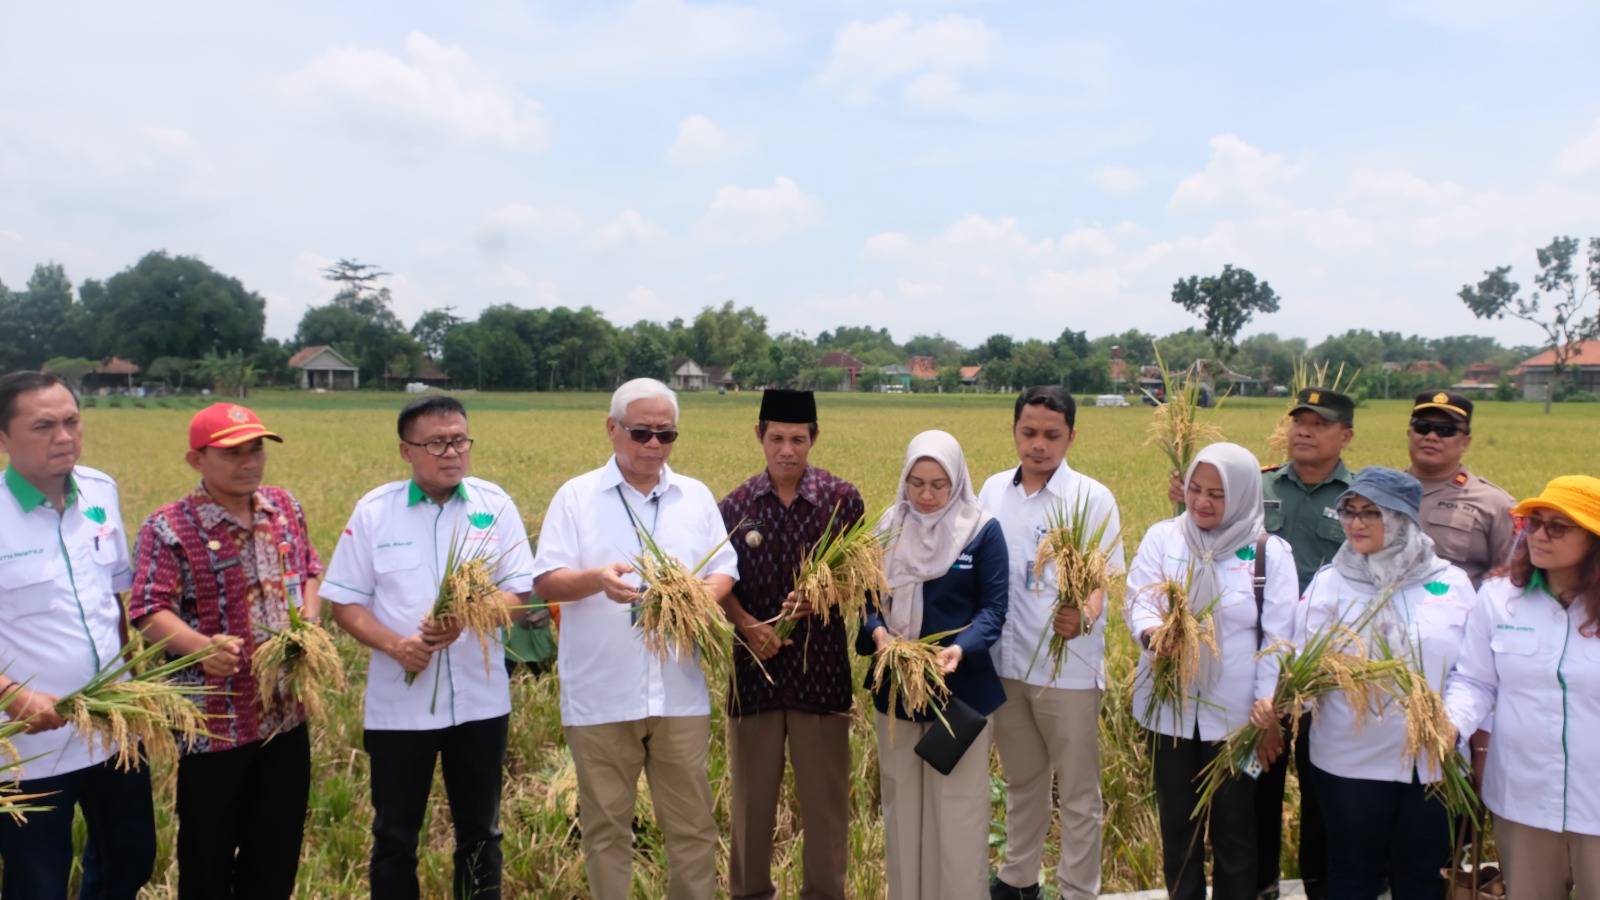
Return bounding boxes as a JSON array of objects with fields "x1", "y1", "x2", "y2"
[
  {"x1": 1100, "y1": 490, "x2": 1127, "y2": 576},
  {"x1": 492, "y1": 498, "x2": 536, "y2": 595},
  {"x1": 320, "y1": 504, "x2": 377, "y2": 609},
  {"x1": 1124, "y1": 527, "x2": 1167, "y2": 640},
  {"x1": 699, "y1": 488, "x2": 740, "y2": 581},
  {"x1": 531, "y1": 482, "x2": 582, "y2": 581},
  {"x1": 1443, "y1": 587, "x2": 1497, "y2": 738},
  {"x1": 108, "y1": 483, "x2": 134, "y2": 593}
]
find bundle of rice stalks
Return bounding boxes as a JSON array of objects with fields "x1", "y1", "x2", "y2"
[
  {"x1": 780, "y1": 503, "x2": 892, "y2": 645},
  {"x1": 1026, "y1": 497, "x2": 1120, "y2": 682},
  {"x1": 869, "y1": 627, "x2": 966, "y2": 746},
  {"x1": 1377, "y1": 636, "x2": 1482, "y2": 826},
  {"x1": 54, "y1": 638, "x2": 224, "y2": 772},
  {"x1": 1138, "y1": 573, "x2": 1221, "y2": 730},
  {"x1": 1266, "y1": 358, "x2": 1360, "y2": 457},
  {"x1": 1141, "y1": 343, "x2": 1225, "y2": 515},
  {"x1": 629, "y1": 515, "x2": 739, "y2": 681},
  {"x1": 251, "y1": 600, "x2": 345, "y2": 718},
  {"x1": 0, "y1": 688, "x2": 55, "y2": 822},
  {"x1": 1193, "y1": 594, "x2": 1404, "y2": 815},
  {"x1": 407, "y1": 525, "x2": 515, "y2": 690}
]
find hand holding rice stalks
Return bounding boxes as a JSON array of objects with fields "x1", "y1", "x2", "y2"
[
  {"x1": 630, "y1": 514, "x2": 740, "y2": 681},
  {"x1": 869, "y1": 627, "x2": 966, "y2": 746},
  {"x1": 251, "y1": 600, "x2": 344, "y2": 718},
  {"x1": 1026, "y1": 497, "x2": 1119, "y2": 682},
  {"x1": 1266, "y1": 358, "x2": 1359, "y2": 457},
  {"x1": 1138, "y1": 573, "x2": 1221, "y2": 729},
  {"x1": 1142, "y1": 343, "x2": 1224, "y2": 515},
  {"x1": 1376, "y1": 635, "x2": 1482, "y2": 826},
  {"x1": 780, "y1": 504, "x2": 892, "y2": 644},
  {"x1": 54, "y1": 637, "x2": 224, "y2": 772},
  {"x1": 0, "y1": 687, "x2": 56, "y2": 822},
  {"x1": 407, "y1": 526, "x2": 516, "y2": 687}
]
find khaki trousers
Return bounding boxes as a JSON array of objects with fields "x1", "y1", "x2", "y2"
[
  {"x1": 565, "y1": 716, "x2": 717, "y2": 900},
  {"x1": 728, "y1": 710, "x2": 851, "y2": 900},
  {"x1": 876, "y1": 712, "x2": 992, "y2": 900},
  {"x1": 1494, "y1": 815, "x2": 1600, "y2": 899},
  {"x1": 991, "y1": 679, "x2": 1102, "y2": 900}
]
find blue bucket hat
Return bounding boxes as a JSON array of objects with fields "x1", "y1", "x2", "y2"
[{"x1": 1340, "y1": 466, "x2": 1423, "y2": 526}]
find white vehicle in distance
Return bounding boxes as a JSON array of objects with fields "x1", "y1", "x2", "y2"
[{"x1": 1094, "y1": 394, "x2": 1131, "y2": 407}]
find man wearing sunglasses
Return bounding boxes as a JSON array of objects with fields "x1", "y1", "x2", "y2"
[
  {"x1": 533, "y1": 377, "x2": 739, "y2": 900},
  {"x1": 1404, "y1": 390, "x2": 1514, "y2": 589}
]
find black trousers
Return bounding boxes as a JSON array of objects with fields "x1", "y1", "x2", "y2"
[
  {"x1": 175, "y1": 723, "x2": 312, "y2": 900},
  {"x1": 1312, "y1": 763, "x2": 1450, "y2": 900},
  {"x1": 1152, "y1": 728, "x2": 1256, "y2": 900},
  {"x1": 0, "y1": 756, "x2": 156, "y2": 900},
  {"x1": 364, "y1": 714, "x2": 509, "y2": 900},
  {"x1": 1254, "y1": 713, "x2": 1327, "y2": 898}
]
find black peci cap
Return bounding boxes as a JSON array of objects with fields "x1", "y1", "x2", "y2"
[{"x1": 758, "y1": 389, "x2": 817, "y2": 424}]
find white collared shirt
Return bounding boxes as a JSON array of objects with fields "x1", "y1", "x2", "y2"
[
  {"x1": 1299, "y1": 563, "x2": 1476, "y2": 784},
  {"x1": 320, "y1": 477, "x2": 534, "y2": 731},
  {"x1": 0, "y1": 466, "x2": 132, "y2": 779},
  {"x1": 1444, "y1": 576, "x2": 1600, "y2": 836},
  {"x1": 532, "y1": 458, "x2": 739, "y2": 727},
  {"x1": 1126, "y1": 519, "x2": 1298, "y2": 740},
  {"x1": 976, "y1": 462, "x2": 1125, "y2": 690}
]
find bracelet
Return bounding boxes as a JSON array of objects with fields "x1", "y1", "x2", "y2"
[{"x1": 1472, "y1": 747, "x2": 1488, "y2": 755}]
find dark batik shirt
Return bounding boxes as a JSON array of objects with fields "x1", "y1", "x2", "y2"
[{"x1": 720, "y1": 466, "x2": 863, "y2": 716}]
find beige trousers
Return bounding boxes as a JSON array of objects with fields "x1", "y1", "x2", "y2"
[
  {"x1": 1494, "y1": 814, "x2": 1600, "y2": 899},
  {"x1": 564, "y1": 715, "x2": 717, "y2": 900},
  {"x1": 728, "y1": 709, "x2": 851, "y2": 900},
  {"x1": 876, "y1": 712, "x2": 992, "y2": 900},
  {"x1": 990, "y1": 679, "x2": 1103, "y2": 900}
]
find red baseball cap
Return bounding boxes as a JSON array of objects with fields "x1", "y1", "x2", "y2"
[{"x1": 189, "y1": 403, "x2": 283, "y2": 451}]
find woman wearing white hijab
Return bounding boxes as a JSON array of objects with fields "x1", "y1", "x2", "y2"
[
  {"x1": 1126, "y1": 442, "x2": 1298, "y2": 900},
  {"x1": 857, "y1": 430, "x2": 1009, "y2": 900},
  {"x1": 1252, "y1": 467, "x2": 1474, "y2": 900}
]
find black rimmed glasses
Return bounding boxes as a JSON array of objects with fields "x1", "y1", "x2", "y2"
[
  {"x1": 403, "y1": 436, "x2": 475, "y2": 457},
  {"x1": 1517, "y1": 516, "x2": 1576, "y2": 540},
  {"x1": 1336, "y1": 506, "x2": 1384, "y2": 525},
  {"x1": 620, "y1": 424, "x2": 679, "y2": 444},
  {"x1": 1410, "y1": 419, "x2": 1466, "y2": 438}
]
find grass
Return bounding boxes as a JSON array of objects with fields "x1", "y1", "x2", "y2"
[{"x1": 8, "y1": 388, "x2": 1595, "y2": 897}]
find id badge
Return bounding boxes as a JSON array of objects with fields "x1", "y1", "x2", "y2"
[
  {"x1": 1242, "y1": 755, "x2": 1263, "y2": 779},
  {"x1": 1025, "y1": 524, "x2": 1050, "y2": 590},
  {"x1": 285, "y1": 572, "x2": 304, "y2": 610}
]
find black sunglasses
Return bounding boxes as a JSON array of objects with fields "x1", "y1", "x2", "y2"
[
  {"x1": 1517, "y1": 516, "x2": 1576, "y2": 540},
  {"x1": 1410, "y1": 419, "x2": 1466, "y2": 438},
  {"x1": 621, "y1": 425, "x2": 679, "y2": 445}
]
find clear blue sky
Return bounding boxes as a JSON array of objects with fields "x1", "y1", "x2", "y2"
[{"x1": 3, "y1": 0, "x2": 1597, "y2": 349}]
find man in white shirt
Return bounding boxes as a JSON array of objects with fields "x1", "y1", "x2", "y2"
[
  {"x1": 0, "y1": 371, "x2": 156, "y2": 899},
  {"x1": 978, "y1": 386, "x2": 1125, "y2": 900},
  {"x1": 533, "y1": 378, "x2": 738, "y2": 900},
  {"x1": 323, "y1": 395, "x2": 535, "y2": 900}
]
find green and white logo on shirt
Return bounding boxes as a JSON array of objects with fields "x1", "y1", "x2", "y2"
[
  {"x1": 468, "y1": 512, "x2": 495, "y2": 530},
  {"x1": 83, "y1": 505, "x2": 107, "y2": 524}
]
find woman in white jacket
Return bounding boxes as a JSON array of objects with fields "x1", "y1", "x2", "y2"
[
  {"x1": 1443, "y1": 475, "x2": 1600, "y2": 897},
  {"x1": 1127, "y1": 442, "x2": 1297, "y2": 900},
  {"x1": 1261, "y1": 466, "x2": 1474, "y2": 900}
]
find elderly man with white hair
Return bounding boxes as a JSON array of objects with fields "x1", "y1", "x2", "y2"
[{"x1": 533, "y1": 378, "x2": 739, "y2": 900}]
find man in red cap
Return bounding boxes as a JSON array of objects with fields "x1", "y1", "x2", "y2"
[{"x1": 128, "y1": 402, "x2": 324, "y2": 899}]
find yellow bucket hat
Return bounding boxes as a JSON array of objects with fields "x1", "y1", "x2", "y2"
[{"x1": 1512, "y1": 475, "x2": 1600, "y2": 538}]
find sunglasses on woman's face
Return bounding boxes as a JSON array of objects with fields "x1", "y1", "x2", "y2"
[
  {"x1": 1517, "y1": 516, "x2": 1575, "y2": 540},
  {"x1": 621, "y1": 424, "x2": 679, "y2": 444},
  {"x1": 1410, "y1": 419, "x2": 1466, "y2": 438}
]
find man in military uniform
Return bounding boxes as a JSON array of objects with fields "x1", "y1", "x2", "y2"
[
  {"x1": 1404, "y1": 390, "x2": 1514, "y2": 588},
  {"x1": 1256, "y1": 387, "x2": 1356, "y2": 900}
]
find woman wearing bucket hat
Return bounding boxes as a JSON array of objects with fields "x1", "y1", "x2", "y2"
[
  {"x1": 1253, "y1": 466, "x2": 1475, "y2": 900},
  {"x1": 1443, "y1": 475, "x2": 1600, "y2": 897}
]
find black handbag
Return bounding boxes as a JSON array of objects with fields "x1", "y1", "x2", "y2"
[{"x1": 914, "y1": 696, "x2": 988, "y2": 775}]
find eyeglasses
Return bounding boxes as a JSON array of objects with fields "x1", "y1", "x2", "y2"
[
  {"x1": 621, "y1": 424, "x2": 679, "y2": 445},
  {"x1": 403, "y1": 437, "x2": 475, "y2": 457},
  {"x1": 1518, "y1": 516, "x2": 1576, "y2": 540},
  {"x1": 1410, "y1": 419, "x2": 1466, "y2": 438},
  {"x1": 1337, "y1": 507, "x2": 1384, "y2": 525}
]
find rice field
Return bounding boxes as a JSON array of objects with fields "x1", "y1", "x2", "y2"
[{"x1": 29, "y1": 390, "x2": 1600, "y2": 897}]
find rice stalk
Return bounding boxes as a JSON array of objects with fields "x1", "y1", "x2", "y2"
[
  {"x1": 1141, "y1": 342, "x2": 1225, "y2": 515},
  {"x1": 1138, "y1": 571, "x2": 1221, "y2": 730},
  {"x1": 778, "y1": 503, "x2": 893, "y2": 651},
  {"x1": 628, "y1": 507, "x2": 748, "y2": 686},
  {"x1": 1026, "y1": 496, "x2": 1121, "y2": 683},
  {"x1": 407, "y1": 524, "x2": 516, "y2": 694},
  {"x1": 1266, "y1": 358, "x2": 1360, "y2": 457},
  {"x1": 53, "y1": 637, "x2": 226, "y2": 773},
  {"x1": 1376, "y1": 634, "x2": 1482, "y2": 827},
  {"x1": 868, "y1": 626, "x2": 966, "y2": 747},
  {"x1": 0, "y1": 684, "x2": 56, "y2": 822},
  {"x1": 251, "y1": 600, "x2": 345, "y2": 718}
]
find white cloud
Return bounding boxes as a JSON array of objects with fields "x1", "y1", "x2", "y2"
[
  {"x1": 698, "y1": 176, "x2": 820, "y2": 243},
  {"x1": 666, "y1": 115, "x2": 744, "y2": 165},
  {"x1": 523, "y1": 0, "x2": 788, "y2": 78},
  {"x1": 815, "y1": 12, "x2": 998, "y2": 111},
  {"x1": 593, "y1": 210, "x2": 668, "y2": 247},
  {"x1": 287, "y1": 32, "x2": 549, "y2": 152},
  {"x1": 1168, "y1": 134, "x2": 1300, "y2": 212},
  {"x1": 1090, "y1": 165, "x2": 1144, "y2": 194},
  {"x1": 1559, "y1": 116, "x2": 1600, "y2": 174},
  {"x1": 896, "y1": 278, "x2": 943, "y2": 299}
]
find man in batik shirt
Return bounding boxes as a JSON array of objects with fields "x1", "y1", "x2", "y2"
[
  {"x1": 719, "y1": 389, "x2": 863, "y2": 900},
  {"x1": 129, "y1": 402, "x2": 323, "y2": 900}
]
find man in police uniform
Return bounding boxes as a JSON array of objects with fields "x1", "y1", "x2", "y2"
[
  {"x1": 0, "y1": 371, "x2": 156, "y2": 898},
  {"x1": 1256, "y1": 387, "x2": 1356, "y2": 900},
  {"x1": 1404, "y1": 390, "x2": 1513, "y2": 588}
]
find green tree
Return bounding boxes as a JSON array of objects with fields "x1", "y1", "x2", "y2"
[
  {"x1": 192, "y1": 350, "x2": 258, "y2": 398},
  {"x1": 16, "y1": 263, "x2": 89, "y2": 367},
  {"x1": 971, "y1": 334, "x2": 1015, "y2": 365},
  {"x1": 146, "y1": 357, "x2": 192, "y2": 390},
  {"x1": 0, "y1": 278, "x2": 24, "y2": 372},
  {"x1": 1011, "y1": 340, "x2": 1061, "y2": 388},
  {"x1": 1459, "y1": 236, "x2": 1600, "y2": 413},
  {"x1": 80, "y1": 252, "x2": 264, "y2": 366},
  {"x1": 411, "y1": 308, "x2": 462, "y2": 359},
  {"x1": 41, "y1": 357, "x2": 98, "y2": 392},
  {"x1": 902, "y1": 333, "x2": 966, "y2": 364},
  {"x1": 1170, "y1": 264, "x2": 1281, "y2": 362},
  {"x1": 623, "y1": 332, "x2": 670, "y2": 381},
  {"x1": 296, "y1": 260, "x2": 414, "y2": 385},
  {"x1": 1310, "y1": 329, "x2": 1387, "y2": 372}
]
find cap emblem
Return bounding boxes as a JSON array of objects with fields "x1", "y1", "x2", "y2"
[
  {"x1": 227, "y1": 406, "x2": 250, "y2": 424},
  {"x1": 1433, "y1": 392, "x2": 1449, "y2": 403},
  {"x1": 1309, "y1": 391, "x2": 1320, "y2": 404}
]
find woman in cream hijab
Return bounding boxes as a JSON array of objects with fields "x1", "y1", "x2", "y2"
[{"x1": 857, "y1": 430, "x2": 1009, "y2": 900}]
